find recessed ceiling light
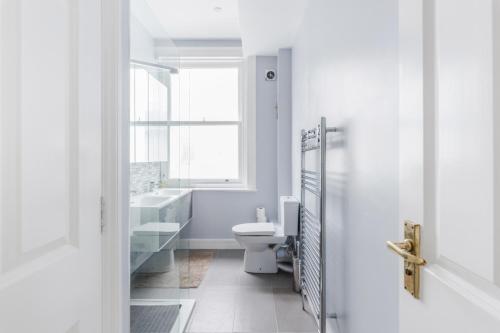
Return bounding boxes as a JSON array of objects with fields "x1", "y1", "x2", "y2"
[{"x1": 213, "y1": 6, "x2": 223, "y2": 13}]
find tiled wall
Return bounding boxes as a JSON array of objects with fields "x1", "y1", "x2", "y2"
[{"x1": 130, "y1": 162, "x2": 162, "y2": 195}]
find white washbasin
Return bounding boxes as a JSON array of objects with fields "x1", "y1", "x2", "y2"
[
  {"x1": 133, "y1": 222, "x2": 180, "y2": 236},
  {"x1": 130, "y1": 195, "x2": 172, "y2": 209},
  {"x1": 155, "y1": 188, "x2": 191, "y2": 197},
  {"x1": 130, "y1": 189, "x2": 192, "y2": 209}
]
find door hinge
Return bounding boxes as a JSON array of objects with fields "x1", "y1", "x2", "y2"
[{"x1": 100, "y1": 196, "x2": 105, "y2": 233}]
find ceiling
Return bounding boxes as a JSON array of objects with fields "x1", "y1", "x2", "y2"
[
  {"x1": 238, "y1": 0, "x2": 308, "y2": 56},
  {"x1": 132, "y1": 0, "x2": 307, "y2": 56},
  {"x1": 141, "y1": 0, "x2": 240, "y2": 39}
]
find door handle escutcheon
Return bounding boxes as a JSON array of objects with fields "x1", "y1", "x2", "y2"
[{"x1": 386, "y1": 221, "x2": 426, "y2": 299}]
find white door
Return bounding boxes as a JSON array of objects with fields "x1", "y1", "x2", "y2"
[
  {"x1": 0, "y1": 1, "x2": 102, "y2": 332},
  {"x1": 398, "y1": 0, "x2": 500, "y2": 331}
]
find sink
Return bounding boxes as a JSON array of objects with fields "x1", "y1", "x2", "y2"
[
  {"x1": 130, "y1": 188, "x2": 191, "y2": 208},
  {"x1": 130, "y1": 195, "x2": 173, "y2": 209},
  {"x1": 155, "y1": 188, "x2": 190, "y2": 197},
  {"x1": 129, "y1": 188, "x2": 193, "y2": 228},
  {"x1": 129, "y1": 188, "x2": 193, "y2": 273}
]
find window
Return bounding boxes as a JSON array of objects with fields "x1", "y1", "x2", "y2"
[
  {"x1": 130, "y1": 59, "x2": 246, "y2": 187},
  {"x1": 169, "y1": 61, "x2": 245, "y2": 186}
]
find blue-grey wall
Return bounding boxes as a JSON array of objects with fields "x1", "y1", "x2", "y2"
[
  {"x1": 291, "y1": 1, "x2": 399, "y2": 333},
  {"x1": 184, "y1": 56, "x2": 278, "y2": 239}
]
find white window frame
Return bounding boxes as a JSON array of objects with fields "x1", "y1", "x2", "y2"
[{"x1": 163, "y1": 57, "x2": 248, "y2": 188}]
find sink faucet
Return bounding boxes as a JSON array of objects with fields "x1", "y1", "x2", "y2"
[{"x1": 148, "y1": 181, "x2": 158, "y2": 193}]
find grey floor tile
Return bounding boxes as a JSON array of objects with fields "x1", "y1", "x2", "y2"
[
  {"x1": 179, "y1": 287, "x2": 205, "y2": 300},
  {"x1": 211, "y1": 256, "x2": 244, "y2": 271},
  {"x1": 233, "y1": 287, "x2": 278, "y2": 332},
  {"x1": 272, "y1": 272, "x2": 294, "y2": 289},
  {"x1": 131, "y1": 287, "x2": 180, "y2": 300},
  {"x1": 238, "y1": 272, "x2": 276, "y2": 288},
  {"x1": 239, "y1": 271, "x2": 293, "y2": 289},
  {"x1": 200, "y1": 257, "x2": 243, "y2": 288},
  {"x1": 201, "y1": 266, "x2": 242, "y2": 287},
  {"x1": 273, "y1": 288, "x2": 317, "y2": 332},
  {"x1": 187, "y1": 287, "x2": 238, "y2": 333},
  {"x1": 215, "y1": 249, "x2": 245, "y2": 259}
]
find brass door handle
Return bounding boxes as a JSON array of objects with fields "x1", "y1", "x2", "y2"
[
  {"x1": 387, "y1": 222, "x2": 426, "y2": 299},
  {"x1": 386, "y1": 240, "x2": 426, "y2": 266}
]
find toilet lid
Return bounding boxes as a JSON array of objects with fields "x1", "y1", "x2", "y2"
[{"x1": 232, "y1": 223, "x2": 275, "y2": 236}]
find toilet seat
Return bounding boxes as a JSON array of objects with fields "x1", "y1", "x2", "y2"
[{"x1": 232, "y1": 223, "x2": 275, "y2": 236}]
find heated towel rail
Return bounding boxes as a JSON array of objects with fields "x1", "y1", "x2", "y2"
[{"x1": 300, "y1": 117, "x2": 338, "y2": 333}]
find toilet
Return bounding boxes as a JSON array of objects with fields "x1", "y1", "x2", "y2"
[{"x1": 232, "y1": 196, "x2": 300, "y2": 273}]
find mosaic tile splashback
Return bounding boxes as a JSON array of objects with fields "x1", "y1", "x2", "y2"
[{"x1": 130, "y1": 162, "x2": 162, "y2": 195}]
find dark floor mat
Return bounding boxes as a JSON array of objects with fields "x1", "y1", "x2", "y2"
[{"x1": 130, "y1": 305, "x2": 180, "y2": 333}]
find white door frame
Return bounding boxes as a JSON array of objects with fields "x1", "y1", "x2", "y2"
[{"x1": 101, "y1": 0, "x2": 130, "y2": 332}]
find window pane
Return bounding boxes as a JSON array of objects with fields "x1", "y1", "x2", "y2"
[
  {"x1": 148, "y1": 125, "x2": 168, "y2": 162},
  {"x1": 135, "y1": 125, "x2": 148, "y2": 162},
  {"x1": 131, "y1": 67, "x2": 169, "y2": 122},
  {"x1": 130, "y1": 125, "x2": 135, "y2": 163},
  {"x1": 169, "y1": 126, "x2": 190, "y2": 179},
  {"x1": 132, "y1": 68, "x2": 149, "y2": 122},
  {"x1": 171, "y1": 67, "x2": 239, "y2": 121},
  {"x1": 130, "y1": 68, "x2": 135, "y2": 120},
  {"x1": 148, "y1": 73, "x2": 169, "y2": 121},
  {"x1": 170, "y1": 125, "x2": 239, "y2": 180}
]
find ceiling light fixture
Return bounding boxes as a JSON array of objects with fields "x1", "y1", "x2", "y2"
[{"x1": 213, "y1": 6, "x2": 223, "y2": 13}]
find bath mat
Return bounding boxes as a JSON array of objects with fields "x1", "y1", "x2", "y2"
[
  {"x1": 130, "y1": 304, "x2": 179, "y2": 333},
  {"x1": 133, "y1": 250, "x2": 215, "y2": 289}
]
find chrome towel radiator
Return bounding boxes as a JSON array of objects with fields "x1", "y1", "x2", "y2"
[{"x1": 300, "y1": 117, "x2": 338, "y2": 333}]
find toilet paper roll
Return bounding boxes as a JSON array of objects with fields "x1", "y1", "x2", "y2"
[{"x1": 256, "y1": 207, "x2": 267, "y2": 222}]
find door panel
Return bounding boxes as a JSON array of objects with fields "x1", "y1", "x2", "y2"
[
  {"x1": 19, "y1": 0, "x2": 79, "y2": 255},
  {"x1": 399, "y1": 0, "x2": 500, "y2": 332},
  {"x1": 0, "y1": 0, "x2": 102, "y2": 332},
  {"x1": 435, "y1": 0, "x2": 495, "y2": 280}
]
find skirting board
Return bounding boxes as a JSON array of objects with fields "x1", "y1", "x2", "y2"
[{"x1": 177, "y1": 238, "x2": 243, "y2": 250}]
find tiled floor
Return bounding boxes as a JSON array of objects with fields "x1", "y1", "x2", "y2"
[
  {"x1": 185, "y1": 250, "x2": 317, "y2": 333},
  {"x1": 131, "y1": 250, "x2": 317, "y2": 333}
]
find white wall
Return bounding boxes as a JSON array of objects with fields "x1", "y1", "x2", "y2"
[
  {"x1": 130, "y1": 15, "x2": 155, "y2": 62},
  {"x1": 291, "y1": 1, "x2": 399, "y2": 333},
  {"x1": 277, "y1": 48, "x2": 293, "y2": 204},
  {"x1": 184, "y1": 56, "x2": 279, "y2": 239}
]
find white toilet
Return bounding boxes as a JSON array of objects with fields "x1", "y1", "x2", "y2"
[{"x1": 232, "y1": 196, "x2": 299, "y2": 273}]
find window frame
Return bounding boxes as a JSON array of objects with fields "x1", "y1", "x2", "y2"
[{"x1": 163, "y1": 58, "x2": 247, "y2": 188}]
